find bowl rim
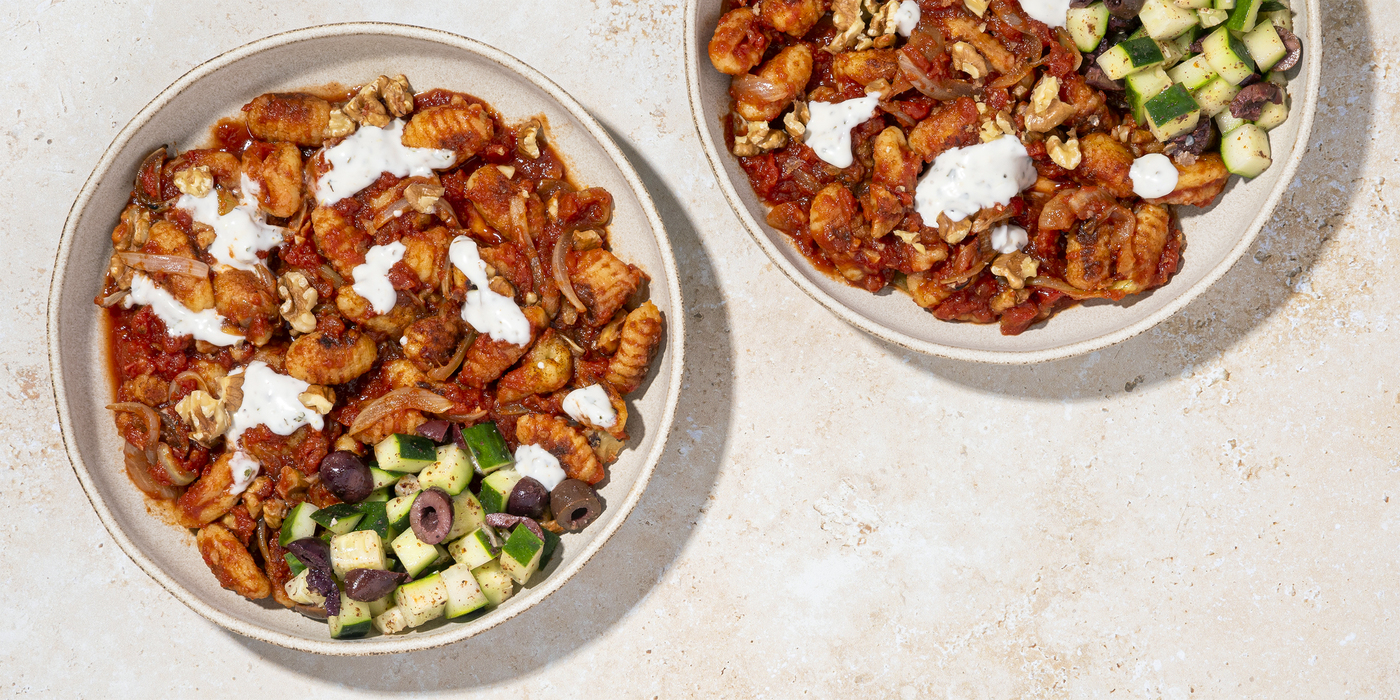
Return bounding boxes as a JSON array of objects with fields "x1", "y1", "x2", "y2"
[
  {"x1": 685, "y1": 0, "x2": 1321, "y2": 365},
  {"x1": 46, "y1": 21, "x2": 685, "y2": 656}
]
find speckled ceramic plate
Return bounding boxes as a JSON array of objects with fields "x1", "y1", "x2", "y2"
[
  {"x1": 687, "y1": 1, "x2": 1320, "y2": 364},
  {"x1": 48, "y1": 23, "x2": 683, "y2": 655}
]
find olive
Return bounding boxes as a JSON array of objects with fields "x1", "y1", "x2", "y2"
[
  {"x1": 484, "y1": 512, "x2": 547, "y2": 542},
  {"x1": 319, "y1": 451, "x2": 373, "y2": 503},
  {"x1": 551, "y1": 479, "x2": 603, "y2": 533},
  {"x1": 416, "y1": 419, "x2": 451, "y2": 443},
  {"x1": 410, "y1": 487, "x2": 454, "y2": 544},
  {"x1": 285, "y1": 537, "x2": 332, "y2": 571},
  {"x1": 344, "y1": 568, "x2": 409, "y2": 602},
  {"x1": 306, "y1": 567, "x2": 340, "y2": 616},
  {"x1": 506, "y1": 476, "x2": 550, "y2": 519}
]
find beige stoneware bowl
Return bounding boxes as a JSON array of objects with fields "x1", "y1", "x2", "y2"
[
  {"x1": 687, "y1": 1, "x2": 1320, "y2": 363},
  {"x1": 48, "y1": 23, "x2": 684, "y2": 655}
]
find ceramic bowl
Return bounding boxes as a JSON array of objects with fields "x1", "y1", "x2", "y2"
[
  {"x1": 687, "y1": 2, "x2": 1320, "y2": 363},
  {"x1": 48, "y1": 23, "x2": 684, "y2": 655}
]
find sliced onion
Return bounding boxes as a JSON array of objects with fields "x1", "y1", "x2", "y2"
[
  {"x1": 252, "y1": 263, "x2": 277, "y2": 293},
  {"x1": 117, "y1": 252, "x2": 209, "y2": 279},
  {"x1": 991, "y1": 1, "x2": 1028, "y2": 32},
  {"x1": 167, "y1": 370, "x2": 209, "y2": 403},
  {"x1": 124, "y1": 441, "x2": 179, "y2": 500},
  {"x1": 552, "y1": 230, "x2": 586, "y2": 313},
  {"x1": 156, "y1": 442, "x2": 198, "y2": 486},
  {"x1": 434, "y1": 199, "x2": 460, "y2": 228},
  {"x1": 1027, "y1": 276, "x2": 1113, "y2": 299},
  {"x1": 318, "y1": 263, "x2": 344, "y2": 287},
  {"x1": 108, "y1": 402, "x2": 160, "y2": 452},
  {"x1": 426, "y1": 333, "x2": 472, "y2": 382},
  {"x1": 898, "y1": 54, "x2": 979, "y2": 100},
  {"x1": 988, "y1": 56, "x2": 1046, "y2": 89},
  {"x1": 99, "y1": 290, "x2": 130, "y2": 308},
  {"x1": 371, "y1": 197, "x2": 413, "y2": 232},
  {"x1": 442, "y1": 409, "x2": 488, "y2": 423},
  {"x1": 347, "y1": 387, "x2": 456, "y2": 436},
  {"x1": 731, "y1": 74, "x2": 787, "y2": 103}
]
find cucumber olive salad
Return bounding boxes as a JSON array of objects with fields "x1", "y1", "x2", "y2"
[
  {"x1": 1072, "y1": 0, "x2": 1302, "y2": 179},
  {"x1": 98, "y1": 74, "x2": 664, "y2": 639}
]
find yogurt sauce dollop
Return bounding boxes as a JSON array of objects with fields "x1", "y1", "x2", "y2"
[
  {"x1": 351, "y1": 241, "x2": 406, "y2": 314},
  {"x1": 128, "y1": 273, "x2": 243, "y2": 346},
  {"x1": 177, "y1": 174, "x2": 286, "y2": 272},
  {"x1": 1130, "y1": 153, "x2": 1180, "y2": 199},
  {"x1": 315, "y1": 119, "x2": 456, "y2": 205},
  {"x1": 891, "y1": 0, "x2": 921, "y2": 36},
  {"x1": 805, "y1": 94, "x2": 880, "y2": 169},
  {"x1": 562, "y1": 385, "x2": 618, "y2": 428},
  {"x1": 514, "y1": 444, "x2": 567, "y2": 491},
  {"x1": 224, "y1": 361, "x2": 325, "y2": 495},
  {"x1": 1018, "y1": 0, "x2": 1070, "y2": 27},
  {"x1": 914, "y1": 135, "x2": 1039, "y2": 223},
  {"x1": 448, "y1": 235, "x2": 532, "y2": 345}
]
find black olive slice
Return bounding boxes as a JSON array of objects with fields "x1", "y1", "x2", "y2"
[
  {"x1": 551, "y1": 479, "x2": 603, "y2": 533},
  {"x1": 286, "y1": 537, "x2": 332, "y2": 571},
  {"x1": 344, "y1": 568, "x2": 409, "y2": 601},
  {"x1": 484, "y1": 512, "x2": 547, "y2": 541},
  {"x1": 506, "y1": 476, "x2": 550, "y2": 519},
  {"x1": 410, "y1": 487, "x2": 454, "y2": 544}
]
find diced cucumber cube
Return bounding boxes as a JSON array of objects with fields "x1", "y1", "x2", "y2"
[
  {"x1": 363, "y1": 488, "x2": 391, "y2": 503},
  {"x1": 367, "y1": 594, "x2": 393, "y2": 617},
  {"x1": 1146, "y1": 84, "x2": 1203, "y2": 140},
  {"x1": 479, "y1": 469, "x2": 523, "y2": 515},
  {"x1": 1224, "y1": 0, "x2": 1265, "y2": 31},
  {"x1": 1255, "y1": 99, "x2": 1289, "y2": 130},
  {"x1": 330, "y1": 530, "x2": 388, "y2": 579},
  {"x1": 353, "y1": 500, "x2": 391, "y2": 539},
  {"x1": 418, "y1": 445, "x2": 473, "y2": 496},
  {"x1": 395, "y1": 574, "x2": 449, "y2": 628},
  {"x1": 445, "y1": 490, "x2": 486, "y2": 541},
  {"x1": 284, "y1": 568, "x2": 326, "y2": 607},
  {"x1": 1266, "y1": 70, "x2": 1287, "y2": 87},
  {"x1": 313, "y1": 503, "x2": 365, "y2": 535},
  {"x1": 369, "y1": 466, "x2": 401, "y2": 491},
  {"x1": 1126, "y1": 67, "x2": 1172, "y2": 123},
  {"x1": 1201, "y1": 27, "x2": 1256, "y2": 85},
  {"x1": 1262, "y1": 8, "x2": 1291, "y2": 32},
  {"x1": 1192, "y1": 76, "x2": 1242, "y2": 116},
  {"x1": 1169, "y1": 54, "x2": 1218, "y2": 90},
  {"x1": 440, "y1": 563, "x2": 490, "y2": 618},
  {"x1": 373, "y1": 606, "x2": 410, "y2": 635},
  {"x1": 375, "y1": 433, "x2": 438, "y2": 473},
  {"x1": 1098, "y1": 37, "x2": 1165, "y2": 80},
  {"x1": 1067, "y1": 3, "x2": 1110, "y2": 52},
  {"x1": 1221, "y1": 123, "x2": 1272, "y2": 177},
  {"x1": 1177, "y1": 0, "x2": 1212, "y2": 7},
  {"x1": 1242, "y1": 20, "x2": 1286, "y2": 71},
  {"x1": 328, "y1": 595, "x2": 373, "y2": 639},
  {"x1": 278, "y1": 501, "x2": 318, "y2": 546},
  {"x1": 1216, "y1": 110, "x2": 1249, "y2": 135},
  {"x1": 1198, "y1": 7, "x2": 1228, "y2": 27},
  {"x1": 1170, "y1": 26, "x2": 1202, "y2": 60},
  {"x1": 471, "y1": 560, "x2": 515, "y2": 607},
  {"x1": 285, "y1": 552, "x2": 307, "y2": 577},
  {"x1": 391, "y1": 527, "x2": 445, "y2": 577},
  {"x1": 448, "y1": 527, "x2": 500, "y2": 569},
  {"x1": 1140, "y1": 0, "x2": 1199, "y2": 40},
  {"x1": 386, "y1": 494, "x2": 415, "y2": 532},
  {"x1": 461, "y1": 423, "x2": 513, "y2": 475},
  {"x1": 499, "y1": 525, "x2": 544, "y2": 585},
  {"x1": 1214, "y1": 0, "x2": 1235, "y2": 8}
]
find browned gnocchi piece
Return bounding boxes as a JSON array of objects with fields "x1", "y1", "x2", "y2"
[
  {"x1": 733, "y1": 44, "x2": 813, "y2": 123},
  {"x1": 568, "y1": 248, "x2": 644, "y2": 327},
  {"x1": 244, "y1": 93, "x2": 332, "y2": 147},
  {"x1": 401, "y1": 103, "x2": 494, "y2": 166},
  {"x1": 284, "y1": 330, "x2": 377, "y2": 385},
  {"x1": 242, "y1": 143, "x2": 304, "y2": 218},
  {"x1": 197, "y1": 522, "x2": 272, "y2": 600},
  {"x1": 759, "y1": 0, "x2": 827, "y2": 37},
  {"x1": 605, "y1": 301, "x2": 663, "y2": 396},
  {"x1": 515, "y1": 413, "x2": 603, "y2": 485},
  {"x1": 708, "y1": 8, "x2": 770, "y2": 76}
]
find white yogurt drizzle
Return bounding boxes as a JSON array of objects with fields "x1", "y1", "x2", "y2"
[
  {"x1": 1130, "y1": 153, "x2": 1180, "y2": 199},
  {"x1": 562, "y1": 385, "x2": 618, "y2": 428},
  {"x1": 805, "y1": 94, "x2": 881, "y2": 169},
  {"x1": 914, "y1": 136, "x2": 1038, "y2": 224},
  {"x1": 128, "y1": 273, "x2": 243, "y2": 346},
  {"x1": 351, "y1": 241, "x2": 406, "y2": 314},
  {"x1": 448, "y1": 235, "x2": 532, "y2": 346},
  {"x1": 224, "y1": 361, "x2": 324, "y2": 495},
  {"x1": 513, "y1": 444, "x2": 567, "y2": 492},
  {"x1": 315, "y1": 119, "x2": 456, "y2": 205},
  {"x1": 892, "y1": 0, "x2": 921, "y2": 36},
  {"x1": 176, "y1": 174, "x2": 286, "y2": 272},
  {"x1": 1019, "y1": 0, "x2": 1070, "y2": 27},
  {"x1": 990, "y1": 224, "x2": 1030, "y2": 254}
]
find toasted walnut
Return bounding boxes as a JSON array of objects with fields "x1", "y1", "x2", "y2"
[
  {"x1": 176, "y1": 390, "x2": 232, "y2": 445},
  {"x1": 324, "y1": 109, "x2": 356, "y2": 139},
  {"x1": 517, "y1": 119, "x2": 543, "y2": 159},
  {"x1": 964, "y1": 0, "x2": 989, "y2": 16},
  {"x1": 1024, "y1": 75, "x2": 1077, "y2": 133},
  {"x1": 866, "y1": 0, "x2": 900, "y2": 38},
  {"x1": 404, "y1": 181, "x2": 445, "y2": 214},
  {"x1": 1046, "y1": 134, "x2": 1082, "y2": 170},
  {"x1": 831, "y1": 0, "x2": 861, "y2": 30},
  {"x1": 173, "y1": 166, "x2": 213, "y2": 198},
  {"x1": 217, "y1": 372, "x2": 245, "y2": 407},
  {"x1": 107, "y1": 252, "x2": 134, "y2": 291},
  {"x1": 573, "y1": 229, "x2": 604, "y2": 251},
  {"x1": 978, "y1": 119, "x2": 1003, "y2": 143},
  {"x1": 937, "y1": 212, "x2": 974, "y2": 245},
  {"x1": 379, "y1": 75, "x2": 415, "y2": 118},
  {"x1": 951, "y1": 42, "x2": 989, "y2": 80},
  {"x1": 784, "y1": 101, "x2": 811, "y2": 142},
  {"x1": 276, "y1": 271, "x2": 317, "y2": 336},
  {"x1": 496, "y1": 165, "x2": 516, "y2": 179},
  {"x1": 990, "y1": 287, "x2": 1030, "y2": 313},
  {"x1": 333, "y1": 434, "x2": 364, "y2": 455},
  {"x1": 489, "y1": 275, "x2": 516, "y2": 298},
  {"x1": 732, "y1": 114, "x2": 789, "y2": 157},
  {"x1": 298, "y1": 385, "x2": 335, "y2": 415},
  {"x1": 991, "y1": 251, "x2": 1040, "y2": 290},
  {"x1": 343, "y1": 80, "x2": 391, "y2": 128},
  {"x1": 192, "y1": 222, "x2": 217, "y2": 250}
]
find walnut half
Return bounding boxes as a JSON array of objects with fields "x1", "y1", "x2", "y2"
[
  {"x1": 1045, "y1": 134, "x2": 1082, "y2": 170},
  {"x1": 298, "y1": 385, "x2": 335, "y2": 415},
  {"x1": 176, "y1": 390, "x2": 232, "y2": 445},
  {"x1": 732, "y1": 114, "x2": 789, "y2": 157},
  {"x1": 276, "y1": 271, "x2": 318, "y2": 336},
  {"x1": 991, "y1": 251, "x2": 1040, "y2": 290},
  {"x1": 1024, "y1": 75, "x2": 1077, "y2": 133},
  {"x1": 173, "y1": 166, "x2": 213, "y2": 198}
]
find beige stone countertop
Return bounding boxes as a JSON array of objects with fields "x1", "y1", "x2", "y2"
[{"x1": 3, "y1": 0, "x2": 1393, "y2": 696}]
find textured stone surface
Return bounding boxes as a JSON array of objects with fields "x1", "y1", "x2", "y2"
[{"x1": 2, "y1": 1, "x2": 1393, "y2": 697}]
